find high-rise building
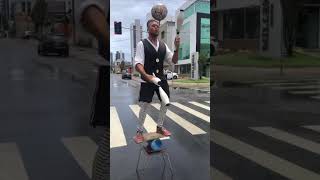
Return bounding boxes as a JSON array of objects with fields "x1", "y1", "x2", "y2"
[
  {"x1": 121, "y1": 52, "x2": 125, "y2": 60},
  {"x1": 130, "y1": 19, "x2": 142, "y2": 70},
  {"x1": 115, "y1": 51, "x2": 121, "y2": 60},
  {"x1": 110, "y1": 52, "x2": 113, "y2": 65}
]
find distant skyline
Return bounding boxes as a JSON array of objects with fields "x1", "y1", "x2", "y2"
[{"x1": 110, "y1": 0, "x2": 186, "y2": 61}]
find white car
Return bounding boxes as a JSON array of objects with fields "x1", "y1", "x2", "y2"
[{"x1": 166, "y1": 71, "x2": 178, "y2": 80}]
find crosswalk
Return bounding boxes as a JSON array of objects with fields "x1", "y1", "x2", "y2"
[
  {"x1": 250, "y1": 79, "x2": 320, "y2": 100},
  {"x1": 0, "y1": 100, "x2": 210, "y2": 179},
  {"x1": 212, "y1": 125, "x2": 320, "y2": 179}
]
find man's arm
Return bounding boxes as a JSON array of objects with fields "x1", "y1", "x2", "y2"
[
  {"x1": 172, "y1": 37, "x2": 180, "y2": 64},
  {"x1": 135, "y1": 64, "x2": 153, "y2": 82}
]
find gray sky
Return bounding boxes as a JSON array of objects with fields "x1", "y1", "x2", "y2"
[{"x1": 110, "y1": 0, "x2": 186, "y2": 61}]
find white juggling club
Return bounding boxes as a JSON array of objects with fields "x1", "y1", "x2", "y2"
[
  {"x1": 152, "y1": 73, "x2": 170, "y2": 106},
  {"x1": 176, "y1": 9, "x2": 184, "y2": 35}
]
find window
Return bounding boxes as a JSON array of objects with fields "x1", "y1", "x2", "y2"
[
  {"x1": 161, "y1": 31, "x2": 165, "y2": 39},
  {"x1": 245, "y1": 7, "x2": 260, "y2": 38},
  {"x1": 22, "y1": 2, "x2": 26, "y2": 13},
  {"x1": 223, "y1": 9, "x2": 244, "y2": 39}
]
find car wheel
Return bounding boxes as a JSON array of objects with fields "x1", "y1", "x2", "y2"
[{"x1": 173, "y1": 76, "x2": 177, "y2": 79}]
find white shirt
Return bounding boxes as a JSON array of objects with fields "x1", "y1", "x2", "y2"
[{"x1": 134, "y1": 38, "x2": 174, "y2": 67}]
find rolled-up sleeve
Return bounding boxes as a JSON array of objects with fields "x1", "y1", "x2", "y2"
[
  {"x1": 134, "y1": 41, "x2": 144, "y2": 67},
  {"x1": 164, "y1": 43, "x2": 174, "y2": 65}
]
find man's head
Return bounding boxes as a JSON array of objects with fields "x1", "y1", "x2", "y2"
[{"x1": 147, "y1": 19, "x2": 160, "y2": 37}]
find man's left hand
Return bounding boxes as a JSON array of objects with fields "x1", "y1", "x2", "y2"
[{"x1": 174, "y1": 37, "x2": 180, "y2": 50}]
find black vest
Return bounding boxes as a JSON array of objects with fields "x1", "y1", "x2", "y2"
[{"x1": 142, "y1": 39, "x2": 166, "y2": 81}]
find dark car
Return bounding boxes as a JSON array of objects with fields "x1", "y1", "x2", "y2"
[
  {"x1": 122, "y1": 70, "x2": 132, "y2": 79},
  {"x1": 38, "y1": 33, "x2": 69, "y2": 56}
]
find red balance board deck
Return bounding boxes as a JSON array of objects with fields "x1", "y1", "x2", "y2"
[{"x1": 134, "y1": 132, "x2": 165, "y2": 144}]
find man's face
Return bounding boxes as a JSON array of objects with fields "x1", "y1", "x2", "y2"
[{"x1": 148, "y1": 21, "x2": 160, "y2": 37}]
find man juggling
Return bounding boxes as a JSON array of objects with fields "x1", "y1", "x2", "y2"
[{"x1": 133, "y1": 19, "x2": 180, "y2": 143}]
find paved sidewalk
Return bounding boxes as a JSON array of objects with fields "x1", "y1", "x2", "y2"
[{"x1": 214, "y1": 65, "x2": 320, "y2": 85}]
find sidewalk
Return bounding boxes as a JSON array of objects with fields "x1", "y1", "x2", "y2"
[{"x1": 214, "y1": 65, "x2": 320, "y2": 85}]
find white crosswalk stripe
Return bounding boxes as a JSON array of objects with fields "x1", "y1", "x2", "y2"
[
  {"x1": 311, "y1": 95, "x2": 320, "y2": 100},
  {"x1": 251, "y1": 127, "x2": 320, "y2": 155},
  {"x1": 205, "y1": 101, "x2": 210, "y2": 104},
  {"x1": 271, "y1": 85, "x2": 320, "y2": 90},
  {"x1": 171, "y1": 102, "x2": 210, "y2": 123},
  {"x1": 189, "y1": 101, "x2": 210, "y2": 110},
  {"x1": 0, "y1": 143, "x2": 29, "y2": 180},
  {"x1": 212, "y1": 130, "x2": 320, "y2": 180},
  {"x1": 303, "y1": 125, "x2": 320, "y2": 133},
  {"x1": 110, "y1": 106, "x2": 127, "y2": 148},
  {"x1": 129, "y1": 104, "x2": 170, "y2": 140},
  {"x1": 62, "y1": 136, "x2": 98, "y2": 178},
  {"x1": 210, "y1": 167, "x2": 232, "y2": 180},
  {"x1": 152, "y1": 103, "x2": 206, "y2": 135},
  {"x1": 288, "y1": 90, "x2": 320, "y2": 95}
]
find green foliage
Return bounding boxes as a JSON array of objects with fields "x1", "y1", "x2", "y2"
[{"x1": 31, "y1": 0, "x2": 48, "y2": 33}]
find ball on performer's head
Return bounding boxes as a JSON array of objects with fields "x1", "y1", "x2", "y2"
[{"x1": 151, "y1": 3, "x2": 168, "y2": 21}]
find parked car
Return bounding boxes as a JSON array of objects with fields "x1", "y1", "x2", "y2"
[
  {"x1": 165, "y1": 70, "x2": 178, "y2": 80},
  {"x1": 23, "y1": 31, "x2": 34, "y2": 39},
  {"x1": 122, "y1": 70, "x2": 132, "y2": 79},
  {"x1": 38, "y1": 33, "x2": 69, "y2": 56},
  {"x1": 0, "y1": 30, "x2": 7, "y2": 38}
]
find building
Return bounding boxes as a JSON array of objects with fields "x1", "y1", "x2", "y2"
[
  {"x1": 159, "y1": 16, "x2": 176, "y2": 70},
  {"x1": 121, "y1": 51, "x2": 125, "y2": 60},
  {"x1": 130, "y1": 19, "x2": 143, "y2": 70},
  {"x1": 174, "y1": 0, "x2": 210, "y2": 77},
  {"x1": 213, "y1": 0, "x2": 320, "y2": 57},
  {"x1": 115, "y1": 51, "x2": 121, "y2": 60},
  {"x1": 110, "y1": 52, "x2": 113, "y2": 65}
]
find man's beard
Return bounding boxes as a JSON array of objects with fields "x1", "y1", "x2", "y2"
[{"x1": 150, "y1": 32, "x2": 159, "y2": 37}]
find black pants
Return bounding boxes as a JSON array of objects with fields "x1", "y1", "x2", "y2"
[{"x1": 138, "y1": 80, "x2": 170, "y2": 103}]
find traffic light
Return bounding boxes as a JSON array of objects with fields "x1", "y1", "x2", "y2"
[{"x1": 114, "y1": 21, "x2": 122, "y2": 35}]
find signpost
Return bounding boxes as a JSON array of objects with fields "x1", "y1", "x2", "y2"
[{"x1": 191, "y1": 52, "x2": 199, "y2": 80}]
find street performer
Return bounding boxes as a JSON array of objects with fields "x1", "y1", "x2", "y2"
[{"x1": 134, "y1": 19, "x2": 180, "y2": 143}]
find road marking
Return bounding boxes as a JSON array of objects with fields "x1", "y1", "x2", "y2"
[
  {"x1": 303, "y1": 125, "x2": 320, "y2": 133},
  {"x1": 210, "y1": 167, "x2": 232, "y2": 180},
  {"x1": 171, "y1": 102, "x2": 210, "y2": 123},
  {"x1": 212, "y1": 130, "x2": 320, "y2": 180},
  {"x1": 205, "y1": 101, "x2": 210, "y2": 104},
  {"x1": 189, "y1": 101, "x2": 210, "y2": 110},
  {"x1": 152, "y1": 103, "x2": 206, "y2": 135},
  {"x1": 110, "y1": 106, "x2": 127, "y2": 148},
  {"x1": 129, "y1": 105, "x2": 170, "y2": 140},
  {"x1": 288, "y1": 90, "x2": 320, "y2": 95},
  {"x1": 62, "y1": 137, "x2": 98, "y2": 178},
  {"x1": 0, "y1": 143, "x2": 29, "y2": 180},
  {"x1": 251, "y1": 127, "x2": 320, "y2": 155}
]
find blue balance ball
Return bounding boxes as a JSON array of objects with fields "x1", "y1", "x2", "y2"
[{"x1": 150, "y1": 139, "x2": 162, "y2": 151}]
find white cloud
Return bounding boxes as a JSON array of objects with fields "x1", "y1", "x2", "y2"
[{"x1": 110, "y1": 0, "x2": 186, "y2": 61}]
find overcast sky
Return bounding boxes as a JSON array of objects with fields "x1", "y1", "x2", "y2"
[{"x1": 110, "y1": 0, "x2": 187, "y2": 61}]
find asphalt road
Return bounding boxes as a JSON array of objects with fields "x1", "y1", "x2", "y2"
[
  {"x1": 0, "y1": 38, "x2": 211, "y2": 180},
  {"x1": 211, "y1": 81, "x2": 320, "y2": 179},
  {"x1": 0, "y1": 38, "x2": 104, "y2": 180}
]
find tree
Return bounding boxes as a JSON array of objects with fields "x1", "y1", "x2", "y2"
[
  {"x1": 31, "y1": 0, "x2": 48, "y2": 34},
  {"x1": 198, "y1": 53, "x2": 209, "y2": 80},
  {"x1": 280, "y1": 0, "x2": 310, "y2": 56},
  {"x1": 120, "y1": 60, "x2": 125, "y2": 72}
]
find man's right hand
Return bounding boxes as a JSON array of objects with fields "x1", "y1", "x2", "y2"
[{"x1": 147, "y1": 74, "x2": 161, "y2": 85}]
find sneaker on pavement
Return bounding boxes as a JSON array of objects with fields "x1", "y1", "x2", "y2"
[
  {"x1": 134, "y1": 131, "x2": 144, "y2": 143},
  {"x1": 156, "y1": 126, "x2": 171, "y2": 136}
]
